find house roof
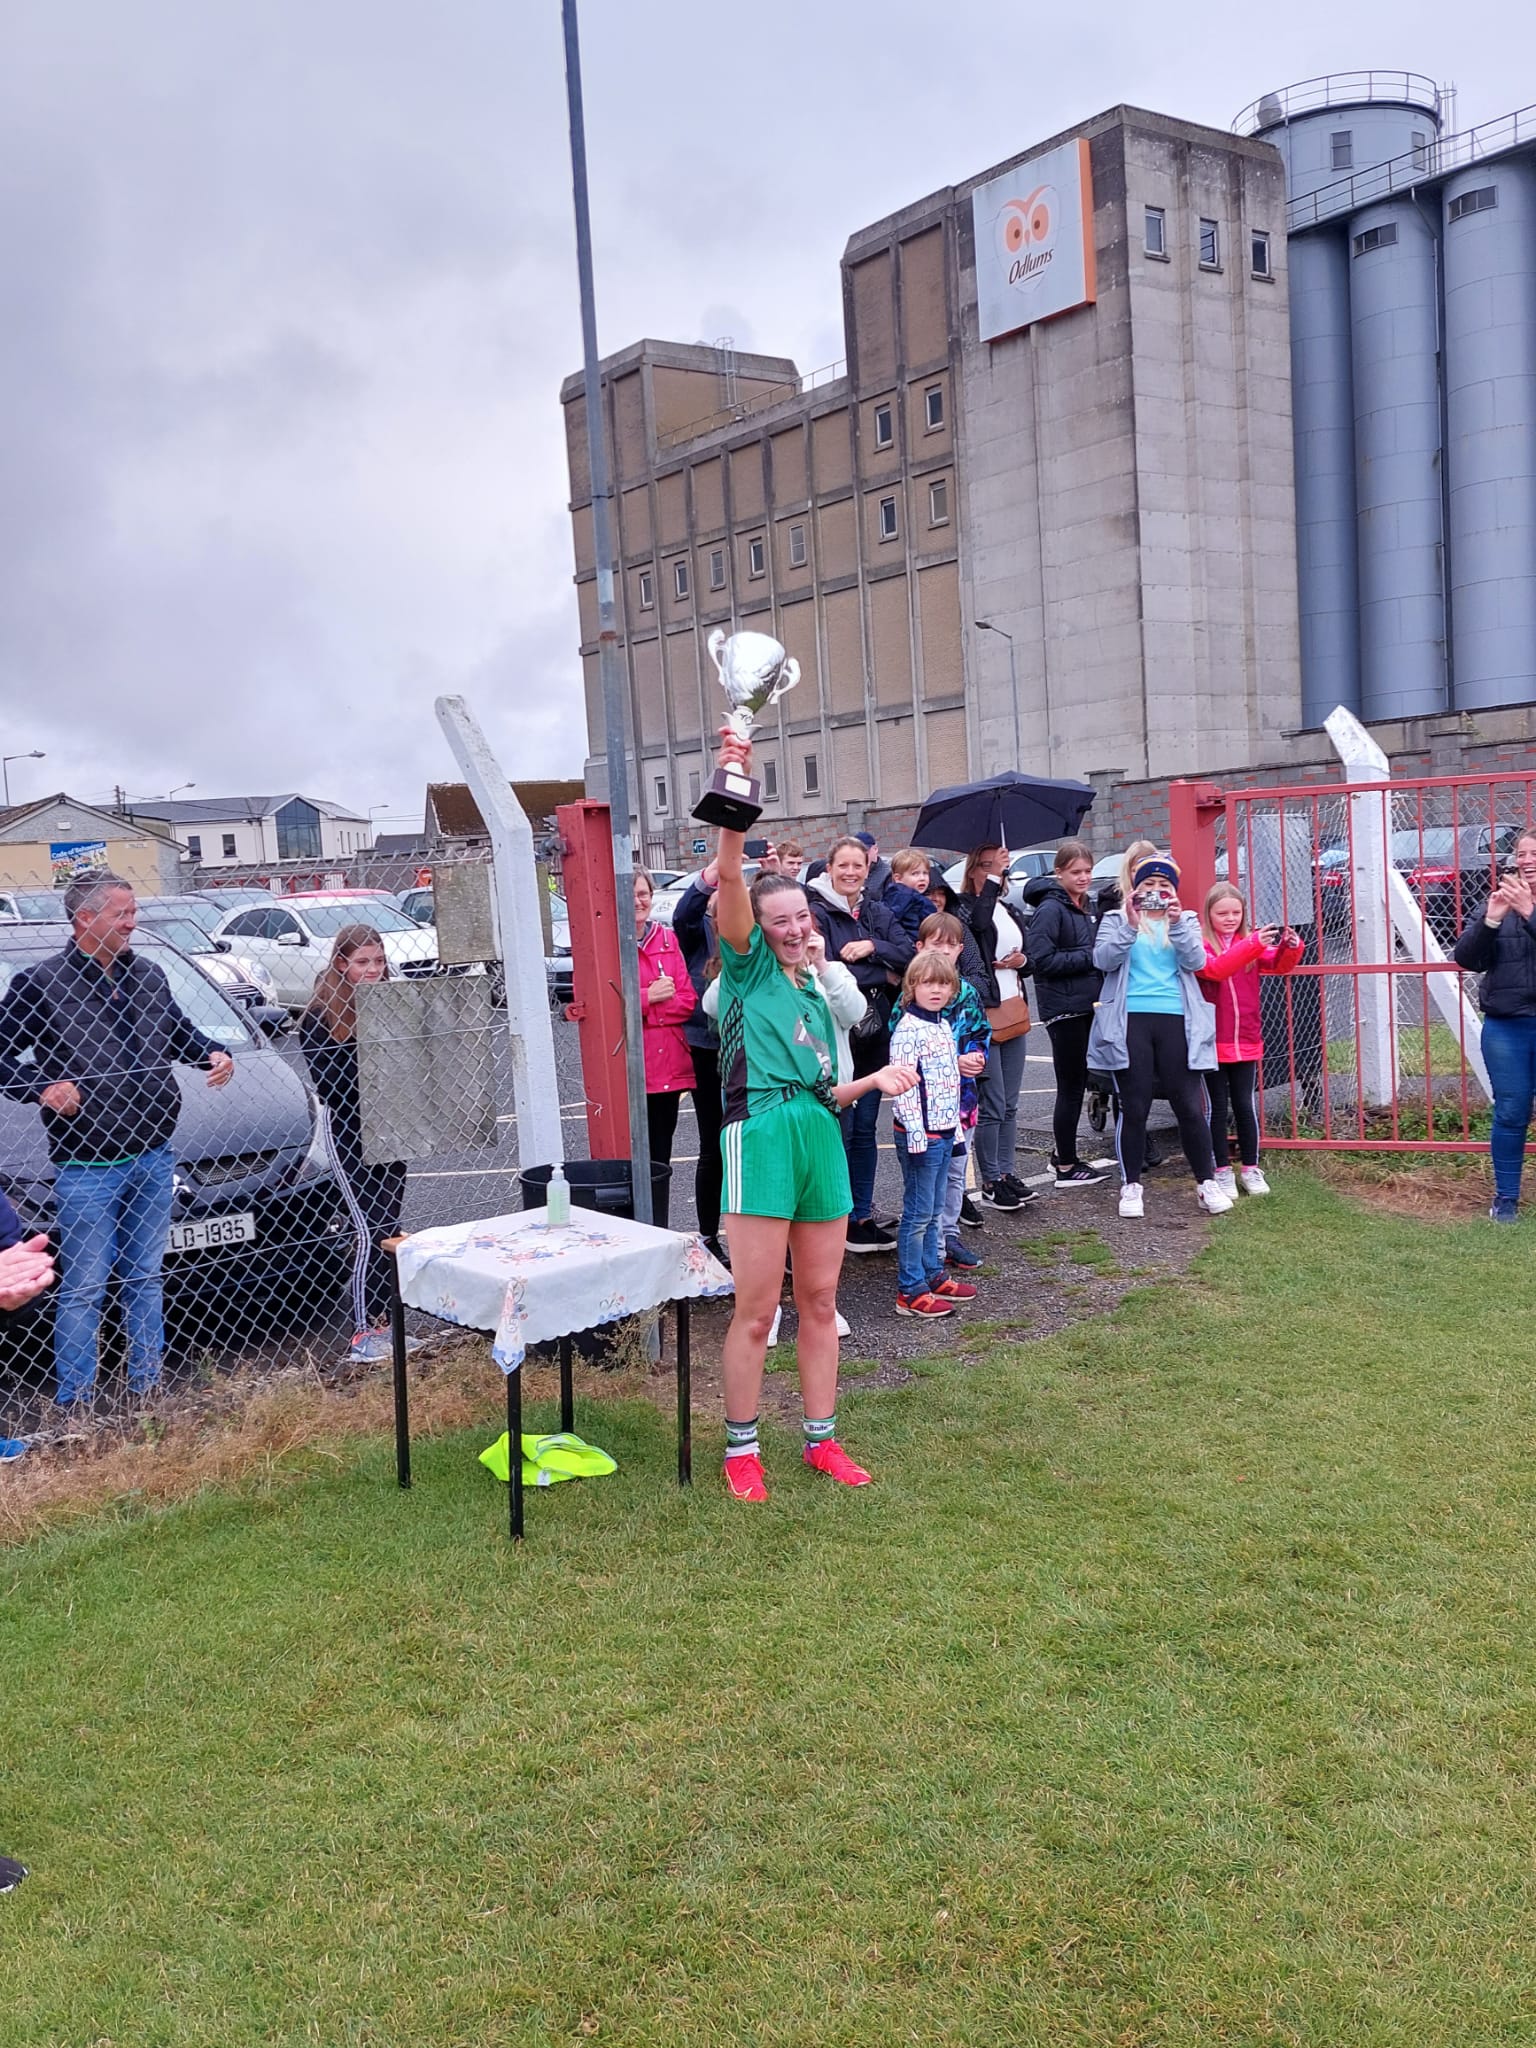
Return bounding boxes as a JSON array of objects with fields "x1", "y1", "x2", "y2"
[
  {"x1": 127, "y1": 793, "x2": 369, "y2": 826},
  {"x1": 0, "y1": 792, "x2": 178, "y2": 846},
  {"x1": 427, "y1": 780, "x2": 585, "y2": 840}
]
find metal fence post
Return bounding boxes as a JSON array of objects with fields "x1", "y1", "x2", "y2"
[{"x1": 434, "y1": 695, "x2": 563, "y2": 1174}]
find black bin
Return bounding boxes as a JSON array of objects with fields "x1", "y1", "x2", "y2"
[{"x1": 521, "y1": 1157, "x2": 673, "y2": 1227}]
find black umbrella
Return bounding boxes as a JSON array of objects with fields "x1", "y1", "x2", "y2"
[{"x1": 910, "y1": 771, "x2": 1096, "y2": 855}]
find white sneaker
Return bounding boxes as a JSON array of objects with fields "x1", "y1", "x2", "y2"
[
  {"x1": 1197, "y1": 1178, "x2": 1235, "y2": 1215},
  {"x1": 1118, "y1": 1182, "x2": 1144, "y2": 1219},
  {"x1": 767, "y1": 1305, "x2": 782, "y2": 1347},
  {"x1": 1238, "y1": 1166, "x2": 1271, "y2": 1196},
  {"x1": 835, "y1": 1310, "x2": 851, "y2": 1339},
  {"x1": 1214, "y1": 1167, "x2": 1238, "y2": 1198}
]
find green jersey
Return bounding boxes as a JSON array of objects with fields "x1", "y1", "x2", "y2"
[{"x1": 717, "y1": 926, "x2": 838, "y2": 1126}]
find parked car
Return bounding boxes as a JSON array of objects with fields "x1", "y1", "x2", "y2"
[
  {"x1": 547, "y1": 893, "x2": 573, "y2": 1004},
  {"x1": 0, "y1": 889, "x2": 68, "y2": 923},
  {"x1": 189, "y1": 886, "x2": 284, "y2": 910},
  {"x1": 1391, "y1": 825, "x2": 1523, "y2": 941},
  {"x1": 132, "y1": 910, "x2": 289, "y2": 1033},
  {"x1": 0, "y1": 925, "x2": 348, "y2": 1370},
  {"x1": 651, "y1": 864, "x2": 761, "y2": 926},
  {"x1": 210, "y1": 894, "x2": 442, "y2": 1009},
  {"x1": 397, "y1": 885, "x2": 434, "y2": 926}
]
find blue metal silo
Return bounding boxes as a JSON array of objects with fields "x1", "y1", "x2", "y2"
[
  {"x1": 1287, "y1": 231, "x2": 1361, "y2": 720},
  {"x1": 1442, "y1": 159, "x2": 1536, "y2": 710},
  {"x1": 1348, "y1": 198, "x2": 1448, "y2": 719}
]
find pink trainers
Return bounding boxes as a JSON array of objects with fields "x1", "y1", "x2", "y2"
[
  {"x1": 723, "y1": 1453, "x2": 768, "y2": 1502},
  {"x1": 803, "y1": 1439, "x2": 873, "y2": 1486}
]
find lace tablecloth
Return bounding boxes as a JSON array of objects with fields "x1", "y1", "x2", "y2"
[{"x1": 394, "y1": 1207, "x2": 735, "y2": 1371}]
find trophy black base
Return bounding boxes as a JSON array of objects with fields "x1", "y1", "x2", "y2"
[{"x1": 692, "y1": 767, "x2": 763, "y2": 835}]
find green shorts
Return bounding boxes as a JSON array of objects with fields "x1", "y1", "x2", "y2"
[{"x1": 721, "y1": 1091, "x2": 852, "y2": 1223}]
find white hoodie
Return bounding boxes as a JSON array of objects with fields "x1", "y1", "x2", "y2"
[{"x1": 703, "y1": 955, "x2": 867, "y2": 1086}]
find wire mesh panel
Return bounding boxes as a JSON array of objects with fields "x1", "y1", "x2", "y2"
[
  {"x1": 0, "y1": 857, "x2": 581, "y2": 1441},
  {"x1": 1221, "y1": 772, "x2": 1536, "y2": 1149}
]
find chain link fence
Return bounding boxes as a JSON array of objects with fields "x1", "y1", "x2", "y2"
[{"x1": 0, "y1": 852, "x2": 591, "y2": 1444}]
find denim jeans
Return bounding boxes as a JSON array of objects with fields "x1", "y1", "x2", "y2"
[
  {"x1": 896, "y1": 1136, "x2": 953, "y2": 1298},
  {"x1": 53, "y1": 1144, "x2": 177, "y2": 1404},
  {"x1": 840, "y1": 1087, "x2": 882, "y2": 1222},
  {"x1": 1480, "y1": 1014, "x2": 1536, "y2": 1201}
]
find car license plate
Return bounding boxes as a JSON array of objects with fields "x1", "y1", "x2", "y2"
[{"x1": 166, "y1": 1212, "x2": 257, "y2": 1253}]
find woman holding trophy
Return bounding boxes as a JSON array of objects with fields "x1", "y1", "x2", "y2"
[{"x1": 699, "y1": 631, "x2": 916, "y2": 1503}]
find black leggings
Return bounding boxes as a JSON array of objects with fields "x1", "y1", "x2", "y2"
[
  {"x1": 1205, "y1": 1060, "x2": 1259, "y2": 1170},
  {"x1": 1046, "y1": 1013, "x2": 1093, "y2": 1164},
  {"x1": 646, "y1": 1056, "x2": 725, "y2": 1238},
  {"x1": 1115, "y1": 1013, "x2": 1216, "y2": 1185}
]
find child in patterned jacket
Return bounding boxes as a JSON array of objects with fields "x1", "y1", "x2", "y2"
[{"x1": 888, "y1": 950, "x2": 977, "y2": 1320}]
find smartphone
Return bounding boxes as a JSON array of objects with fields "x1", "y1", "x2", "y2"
[{"x1": 744, "y1": 837, "x2": 770, "y2": 858}]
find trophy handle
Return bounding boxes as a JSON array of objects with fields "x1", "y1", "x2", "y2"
[
  {"x1": 706, "y1": 627, "x2": 728, "y2": 677},
  {"x1": 779, "y1": 656, "x2": 801, "y2": 695}
]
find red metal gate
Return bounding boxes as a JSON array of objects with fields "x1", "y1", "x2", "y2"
[{"x1": 1170, "y1": 770, "x2": 1536, "y2": 1150}]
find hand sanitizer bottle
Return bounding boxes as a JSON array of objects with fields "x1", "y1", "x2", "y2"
[{"x1": 545, "y1": 1161, "x2": 571, "y2": 1228}]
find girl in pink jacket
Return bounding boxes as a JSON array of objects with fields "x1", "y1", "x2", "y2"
[
  {"x1": 1198, "y1": 884, "x2": 1304, "y2": 1197},
  {"x1": 635, "y1": 869, "x2": 702, "y2": 1227}
]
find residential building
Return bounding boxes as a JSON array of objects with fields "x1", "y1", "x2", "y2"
[{"x1": 126, "y1": 794, "x2": 374, "y2": 868}]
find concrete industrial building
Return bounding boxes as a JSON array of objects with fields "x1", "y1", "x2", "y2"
[
  {"x1": 564, "y1": 77, "x2": 1536, "y2": 858},
  {"x1": 563, "y1": 103, "x2": 1300, "y2": 856}
]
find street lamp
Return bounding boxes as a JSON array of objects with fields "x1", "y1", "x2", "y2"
[
  {"x1": 2, "y1": 751, "x2": 45, "y2": 806},
  {"x1": 975, "y1": 621, "x2": 1021, "y2": 769}
]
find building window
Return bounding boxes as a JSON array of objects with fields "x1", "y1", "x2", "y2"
[
  {"x1": 803, "y1": 753, "x2": 820, "y2": 796},
  {"x1": 1144, "y1": 206, "x2": 1167, "y2": 257},
  {"x1": 1250, "y1": 230, "x2": 1272, "y2": 278},
  {"x1": 748, "y1": 537, "x2": 765, "y2": 578},
  {"x1": 222, "y1": 833, "x2": 237, "y2": 860},
  {"x1": 1353, "y1": 222, "x2": 1399, "y2": 256},
  {"x1": 873, "y1": 402, "x2": 893, "y2": 449},
  {"x1": 1198, "y1": 218, "x2": 1220, "y2": 269},
  {"x1": 709, "y1": 547, "x2": 726, "y2": 590},
  {"x1": 274, "y1": 798, "x2": 321, "y2": 861},
  {"x1": 924, "y1": 385, "x2": 944, "y2": 431},
  {"x1": 762, "y1": 758, "x2": 778, "y2": 801},
  {"x1": 1412, "y1": 130, "x2": 1429, "y2": 171},
  {"x1": 673, "y1": 559, "x2": 690, "y2": 600},
  {"x1": 186, "y1": 834, "x2": 201, "y2": 860},
  {"x1": 1331, "y1": 131, "x2": 1353, "y2": 171},
  {"x1": 928, "y1": 479, "x2": 949, "y2": 527},
  {"x1": 687, "y1": 768, "x2": 702, "y2": 807},
  {"x1": 638, "y1": 569, "x2": 654, "y2": 610},
  {"x1": 878, "y1": 495, "x2": 899, "y2": 542},
  {"x1": 653, "y1": 775, "x2": 669, "y2": 814},
  {"x1": 1448, "y1": 186, "x2": 1498, "y2": 222},
  {"x1": 788, "y1": 523, "x2": 808, "y2": 567}
]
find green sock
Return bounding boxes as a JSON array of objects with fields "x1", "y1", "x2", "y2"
[
  {"x1": 725, "y1": 1415, "x2": 760, "y2": 1460},
  {"x1": 802, "y1": 1413, "x2": 836, "y2": 1447}
]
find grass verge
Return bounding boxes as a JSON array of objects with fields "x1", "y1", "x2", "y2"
[{"x1": 5, "y1": 1167, "x2": 1536, "y2": 2045}]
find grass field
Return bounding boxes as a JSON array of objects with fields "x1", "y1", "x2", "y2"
[{"x1": 6, "y1": 1168, "x2": 1536, "y2": 2046}]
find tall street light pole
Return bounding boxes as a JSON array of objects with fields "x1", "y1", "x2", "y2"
[
  {"x1": 2, "y1": 751, "x2": 45, "y2": 807},
  {"x1": 975, "y1": 620, "x2": 1021, "y2": 770},
  {"x1": 561, "y1": 0, "x2": 653, "y2": 1223}
]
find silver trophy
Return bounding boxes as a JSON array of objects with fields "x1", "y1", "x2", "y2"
[{"x1": 693, "y1": 627, "x2": 801, "y2": 831}]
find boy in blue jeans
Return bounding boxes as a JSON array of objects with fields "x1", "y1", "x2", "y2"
[
  {"x1": 900, "y1": 912, "x2": 991, "y2": 1270},
  {"x1": 888, "y1": 951, "x2": 979, "y2": 1320}
]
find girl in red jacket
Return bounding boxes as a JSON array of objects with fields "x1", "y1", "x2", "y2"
[
  {"x1": 635, "y1": 869, "x2": 703, "y2": 1228},
  {"x1": 1198, "y1": 884, "x2": 1304, "y2": 1197}
]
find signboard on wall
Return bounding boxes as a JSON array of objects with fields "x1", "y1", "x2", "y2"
[
  {"x1": 971, "y1": 135, "x2": 1096, "y2": 342},
  {"x1": 50, "y1": 840, "x2": 108, "y2": 887}
]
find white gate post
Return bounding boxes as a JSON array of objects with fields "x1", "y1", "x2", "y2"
[{"x1": 434, "y1": 695, "x2": 564, "y2": 1173}]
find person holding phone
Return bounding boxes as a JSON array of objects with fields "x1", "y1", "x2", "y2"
[
  {"x1": 1089, "y1": 852, "x2": 1231, "y2": 1220},
  {"x1": 1198, "y1": 885, "x2": 1303, "y2": 1197},
  {"x1": 1454, "y1": 829, "x2": 1536, "y2": 1221}
]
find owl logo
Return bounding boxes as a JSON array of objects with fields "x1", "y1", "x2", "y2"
[{"x1": 997, "y1": 184, "x2": 1059, "y2": 287}]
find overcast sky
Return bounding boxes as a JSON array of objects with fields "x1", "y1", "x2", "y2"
[{"x1": 2, "y1": 3, "x2": 1529, "y2": 829}]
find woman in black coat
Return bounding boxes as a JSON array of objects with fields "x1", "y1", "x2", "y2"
[
  {"x1": 807, "y1": 837, "x2": 914, "y2": 1250},
  {"x1": 1454, "y1": 829, "x2": 1536, "y2": 1221},
  {"x1": 1023, "y1": 840, "x2": 1106, "y2": 1188}
]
